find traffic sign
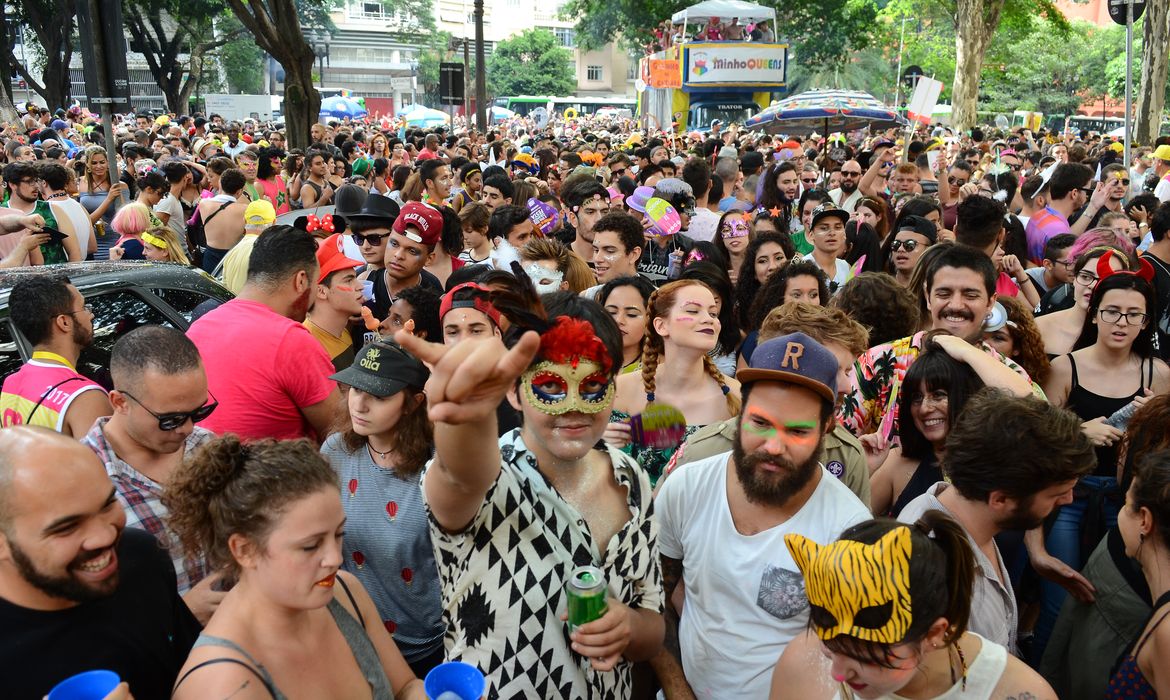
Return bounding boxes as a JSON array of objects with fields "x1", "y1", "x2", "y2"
[{"x1": 1109, "y1": 0, "x2": 1146, "y2": 25}]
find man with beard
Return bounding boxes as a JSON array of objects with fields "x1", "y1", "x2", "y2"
[
  {"x1": 898, "y1": 390, "x2": 1095, "y2": 655},
  {"x1": 82, "y1": 327, "x2": 221, "y2": 624},
  {"x1": 187, "y1": 225, "x2": 340, "y2": 442},
  {"x1": 0, "y1": 427, "x2": 200, "y2": 699},
  {"x1": 653, "y1": 333, "x2": 870, "y2": 699},
  {"x1": 828, "y1": 159, "x2": 863, "y2": 212},
  {"x1": 842, "y1": 244, "x2": 1037, "y2": 439},
  {"x1": 0, "y1": 276, "x2": 111, "y2": 436}
]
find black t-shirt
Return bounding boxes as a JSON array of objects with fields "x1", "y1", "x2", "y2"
[
  {"x1": 1146, "y1": 252, "x2": 1170, "y2": 360},
  {"x1": 365, "y1": 267, "x2": 444, "y2": 320},
  {"x1": 0, "y1": 528, "x2": 200, "y2": 700}
]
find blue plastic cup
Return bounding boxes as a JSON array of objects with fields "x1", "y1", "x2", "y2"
[
  {"x1": 48, "y1": 670, "x2": 121, "y2": 700},
  {"x1": 424, "y1": 661, "x2": 485, "y2": 700}
]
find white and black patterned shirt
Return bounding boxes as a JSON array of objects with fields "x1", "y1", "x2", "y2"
[{"x1": 423, "y1": 429, "x2": 663, "y2": 699}]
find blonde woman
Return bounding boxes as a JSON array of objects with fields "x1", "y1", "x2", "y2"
[{"x1": 140, "y1": 225, "x2": 191, "y2": 265}]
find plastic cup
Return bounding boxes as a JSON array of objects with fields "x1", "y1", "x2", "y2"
[
  {"x1": 424, "y1": 661, "x2": 485, "y2": 700},
  {"x1": 48, "y1": 670, "x2": 121, "y2": 700}
]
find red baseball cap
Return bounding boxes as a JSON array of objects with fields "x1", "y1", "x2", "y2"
[
  {"x1": 393, "y1": 202, "x2": 443, "y2": 248},
  {"x1": 315, "y1": 233, "x2": 363, "y2": 284}
]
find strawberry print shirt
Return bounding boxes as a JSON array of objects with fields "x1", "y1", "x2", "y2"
[
  {"x1": 322, "y1": 434, "x2": 445, "y2": 663},
  {"x1": 422, "y1": 429, "x2": 663, "y2": 699}
]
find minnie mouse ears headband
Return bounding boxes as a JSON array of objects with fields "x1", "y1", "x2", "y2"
[
  {"x1": 1095, "y1": 249, "x2": 1154, "y2": 284},
  {"x1": 293, "y1": 213, "x2": 348, "y2": 238}
]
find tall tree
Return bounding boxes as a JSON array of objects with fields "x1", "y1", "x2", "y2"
[
  {"x1": 0, "y1": 0, "x2": 75, "y2": 109},
  {"x1": 1135, "y1": 0, "x2": 1170, "y2": 144},
  {"x1": 950, "y1": 0, "x2": 1066, "y2": 131},
  {"x1": 486, "y1": 29, "x2": 576, "y2": 97},
  {"x1": 124, "y1": 0, "x2": 245, "y2": 113},
  {"x1": 221, "y1": 0, "x2": 329, "y2": 148}
]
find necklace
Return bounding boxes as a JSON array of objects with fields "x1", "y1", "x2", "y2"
[
  {"x1": 367, "y1": 442, "x2": 394, "y2": 460},
  {"x1": 45, "y1": 191, "x2": 69, "y2": 200}
]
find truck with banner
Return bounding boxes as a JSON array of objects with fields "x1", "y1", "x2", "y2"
[
  {"x1": 639, "y1": 0, "x2": 788, "y2": 132},
  {"x1": 641, "y1": 41, "x2": 788, "y2": 133}
]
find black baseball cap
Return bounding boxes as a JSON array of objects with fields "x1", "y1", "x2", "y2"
[
  {"x1": 330, "y1": 341, "x2": 429, "y2": 398},
  {"x1": 894, "y1": 214, "x2": 937, "y2": 244}
]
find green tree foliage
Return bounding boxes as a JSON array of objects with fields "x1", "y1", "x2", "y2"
[
  {"x1": 486, "y1": 29, "x2": 576, "y2": 97},
  {"x1": 0, "y1": 0, "x2": 75, "y2": 109},
  {"x1": 219, "y1": 31, "x2": 265, "y2": 94},
  {"x1": 417, "y1": 32, "x2": 490, "y2": 108}
]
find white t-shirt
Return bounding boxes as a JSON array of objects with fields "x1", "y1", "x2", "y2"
[
  {"x1": 154, "y1": 194, "x2": 187, "y2": 241},
  {"x1": 51, "y1": 198, "x2": 94, "y2": 259},
  {"x1": 800, "y1": 253, "x2": 851, "y2": 291},
  {"x1": 656, "y1": 451, "x2": 870, "y2": 700},
  {"x1": 1155, "y1": 174, "x2": 1170, "y2": 203},
  {"x1": 829, "y1": 187, "x2": 863, "y2": 212},
  {"x1": 688, "y1": 207, "x2": 721, "y2": 243}
]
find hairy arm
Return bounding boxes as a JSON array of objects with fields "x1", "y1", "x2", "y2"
[{"x1": 648, "y1": 556, "x2": 695, "y2": 699}]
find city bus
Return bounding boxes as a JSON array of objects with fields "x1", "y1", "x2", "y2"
[{"x1": 494, "y1": 95, "x2": 637, "y2": 117}]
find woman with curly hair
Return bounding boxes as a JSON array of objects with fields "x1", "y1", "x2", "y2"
[
  {"x1": 832, "y1": 272, "x2": 920, "y2": 347},
  {"x1": 733, "y1": 231, "x2": 797, "y2": 330},
  {"x1": 736, "y1": 259, "x2": 830, "y2": 370},
  {"x1": 982, "y1": 296, "x2": 1050, "y2": 384},
  {"x1": 607, "y1": 279, "x2": 741, "y2": 484},
  {"x1": 166, "y1": 437, "x2": 426, "y2": 699}
]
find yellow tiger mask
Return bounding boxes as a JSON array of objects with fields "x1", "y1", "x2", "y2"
[{"x1": 784, "y1": 527, "x2": 913, "y2": 644}]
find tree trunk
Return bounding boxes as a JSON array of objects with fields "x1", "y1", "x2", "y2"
[
  {"x1": 0, "y1": 90, "x2": 20, "y2": 125},
  {"x1": 1135, "y1": 0, "x2": 1170, "y2": 145},
  {"x1": 951, "y1": 0, "x2": 1003, "y2": 132},
  {"x1": 283, "y1": 60, "x2": 321, "y2": 150},
  {"x1": 222, "y1": 0, "x2": 320, "y2": 149}
]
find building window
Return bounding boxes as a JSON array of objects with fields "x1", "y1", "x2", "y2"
[
  {"x1": 587, "y1": 65, "x2": 602, "y2": 81},
  {"x1": 627, "y1": 60, "x2": 637, "y2": 81},
  {"x1": 553, "y1": 27, "x2": 575, "y2": 47}
]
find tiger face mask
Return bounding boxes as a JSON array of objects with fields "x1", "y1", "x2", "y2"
[{"x1": 785, "y1": 527, "x2": 913, "y2": 644}]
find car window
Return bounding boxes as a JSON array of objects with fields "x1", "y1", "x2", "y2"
[
  {"x1": 151, "y1": 287, "x2": 225, "y2": 325},
  {"x1": 78, "y1": 290, "x2": 175, "y2": 390},
  {"x1": 0, "y1": 320, "x2": 24, "y2": 382}
]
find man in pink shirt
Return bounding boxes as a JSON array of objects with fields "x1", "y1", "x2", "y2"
[{"x1": 187, "y1": 224, "x2": 340, "y2": 441}]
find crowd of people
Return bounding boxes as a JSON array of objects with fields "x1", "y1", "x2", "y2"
[{"x1": 2, "y1": 101, "x2": 1170, "y2": 700}]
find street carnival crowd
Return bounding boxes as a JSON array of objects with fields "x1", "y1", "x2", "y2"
[{"x1": 3, "y1": 97, "x2": 1170, "y2": 700}]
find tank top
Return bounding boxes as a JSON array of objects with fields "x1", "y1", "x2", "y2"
[
  {"x1": 1064, "y1": 354, "x2": 1152, "y2": 477},
  {"x1": 0, "y1": 354, "x2": 106, "y2": 431},
  {"x1": 173, "y1": 582, "x2": 394, "y2": 699},
  {"x1": 833, "y1": 633, "x2": 1008, "y2": 700},
  {"x1": 889, "y1": 455, "x2": 942, "y2": 518},
  {"x1": 79, "y1": 186, "x2": 115, "y2": 224},
  {"x1": 1105, "y1": 591, "x2": 1170, "y2": 699}
]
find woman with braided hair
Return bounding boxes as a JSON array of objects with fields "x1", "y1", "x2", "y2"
[{"x1": 605, "y1": 279, "x2": 741, "y2": 484}]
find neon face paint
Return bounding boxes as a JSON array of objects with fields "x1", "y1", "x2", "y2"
[{"x1": 742, "y1": 407, "x2": 819, "y2": 446}]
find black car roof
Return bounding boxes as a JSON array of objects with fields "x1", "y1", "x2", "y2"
[{"x1": 0, "y1": 262, "x2": 231, "y2": 306}]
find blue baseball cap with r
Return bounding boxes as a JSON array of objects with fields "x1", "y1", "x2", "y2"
[{"x1": 736, "y1": 332, "x2": 839, "y2": 403}]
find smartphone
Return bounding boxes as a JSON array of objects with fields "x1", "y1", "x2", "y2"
[{"x1": 42, "y1": 227, "x2": 68, "y2": 244}]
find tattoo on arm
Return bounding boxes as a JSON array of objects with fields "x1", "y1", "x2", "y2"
[
  {"x1": 1003, "y1": 693, "x2": 1037, "y2": 700},
  {"x1": 662, "y1": 556, "x2": 683, "y2": 599}
]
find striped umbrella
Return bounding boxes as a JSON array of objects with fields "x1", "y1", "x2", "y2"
[{"x1": 744, "y1": 88, "x2": 905, "y2": 135}]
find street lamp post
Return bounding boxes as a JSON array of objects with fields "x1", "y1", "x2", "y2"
[
  {"x1": 474, "y1": 0, "x2": 486, "y2": 130},
  {"x1": 311, "y1": 33, "x2": 331, "y2": 90}
]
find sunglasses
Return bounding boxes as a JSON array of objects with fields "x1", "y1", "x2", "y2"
[
  {"x1": 890, "y1": 239, "x2": 922, "y2": 252},
  {"x1": 948, "y1": 176, "x2": 968, "y2": 187},
  {"x1": 839, "y1": 171, "x2": 861, "y2": 178},
  {"x1": 353, "y1": 233, "x2": 389, "y2": 246},
  {"x1": 121, "y1": 390, "x2": 218, "y2": 431},
  {"x1": 611, "y1": 168, "x2": 627, "y2": 177}
]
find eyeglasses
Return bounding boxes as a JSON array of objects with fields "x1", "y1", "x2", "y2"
[
  {"x1": 911, "y1": 390, "x2": 949, "y2": 408},
  {"x1": 120, "y1": 390, "x2": 218, "y2": 431},
  {"x1": 948, "y1": 177, "x2": 968, "y2": 187},
  {"x1": 1075, "y1": 270, "x2": 1100, "y2": 286},
  {"x1": 611, "y1": 168, "x2": 627, "y2": 178},
  {"x1": 890, "y1": 239, "x2": 922, "y2": 252},
  {"x1": 1099, "y1": 309, "x2": 1148, "y2": 326},
  {"x1": 353, "y1": 233, "x2": 389, "y2": 246},
  {"x1": 1079, "y1": 187, "x2": 1095, "y2": 196},
  {"x1": 1113, "y1": 179, "x2": 1131, "y2": 186},
  {"x1": 839, "y1": 171, "x2": 861, "y2": 178},
  {"x1": 1052, "y1": 258, "x2": 1076, "y2": 271},
  {"x1": 63, "y1": 304, "x2": 93, "y2": 317}
]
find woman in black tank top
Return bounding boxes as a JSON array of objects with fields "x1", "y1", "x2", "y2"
[
  {"x1": 1035, "y1": 262, "x2": 1170, "y2": 661},
  {"x1": 870, "y1": 338, "x2": 985, "y2": 517}
]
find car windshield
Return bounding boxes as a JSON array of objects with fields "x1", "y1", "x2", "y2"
[{"x1": 691, "y1": 103, "x2": 757, "y2": 130}]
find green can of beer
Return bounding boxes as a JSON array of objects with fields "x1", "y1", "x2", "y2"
[{"x1": 566, "y1": 565, "x2": 608, "y2": 632}]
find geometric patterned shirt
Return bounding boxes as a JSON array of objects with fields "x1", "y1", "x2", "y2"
[
  {"x1": 82, "y1": 417, "x2": 214, "y2": 594},
  {"x1": 422, "y1": 429, "x2": 663, "y2": 699}
]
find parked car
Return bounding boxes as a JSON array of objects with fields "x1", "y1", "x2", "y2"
[{"x1": 0, "y1": 262, "x2": 233, "y2": 389}]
